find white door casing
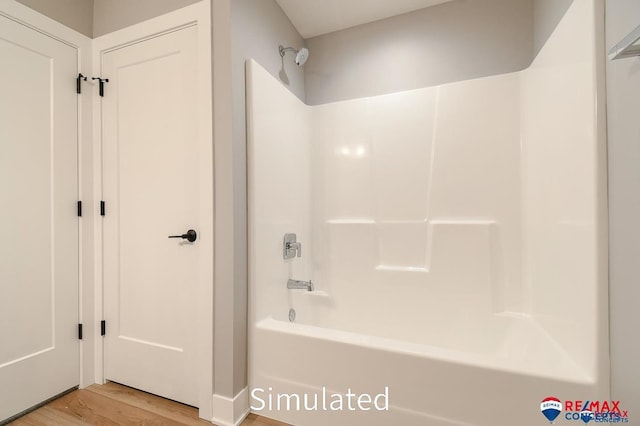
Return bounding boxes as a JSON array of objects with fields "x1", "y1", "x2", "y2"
[
  {"x1": 0, "y1": 12, "x2": 79, "y2": 422},
  {"x1": 95, "y1": 3, "x2": 213, "y2": 416},
  {"x1": 0, "y1": 1, "x2": 212, "y2": 421}
]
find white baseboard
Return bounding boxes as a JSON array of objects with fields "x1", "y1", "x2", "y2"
[{"x1": 211, "y1": 387, "x2": 249, "y2": 426}]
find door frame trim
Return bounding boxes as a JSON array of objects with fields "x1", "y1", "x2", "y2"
[
  {"x1": 92, "y1": 2, "x2": 214, "y2": 420},
  {"x1": 0, "y1": 0, "x2": 95, "y2": 394}
]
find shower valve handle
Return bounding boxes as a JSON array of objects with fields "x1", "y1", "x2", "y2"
[
  {"x1": 283, "y1": 234, "x2": 302, "y2": 259},
  {"x1": 286, "y1": 241, "x2": 302, "y2": 257}
]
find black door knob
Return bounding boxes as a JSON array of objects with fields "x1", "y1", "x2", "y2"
[{"x1": 168, "y1": 229, "x2": 197, "y2": 242}]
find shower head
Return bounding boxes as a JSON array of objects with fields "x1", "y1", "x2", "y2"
[
  {"x1": 279, "y1": 45, "x2": 309, "y2": 67},
  {"x1": 295, "y1": 48, "x2": 309, "y2": 66}
]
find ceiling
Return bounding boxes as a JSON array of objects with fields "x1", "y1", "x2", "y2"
[{"x1": 275, "y1": 0, "x2": 455, "y2": 39}]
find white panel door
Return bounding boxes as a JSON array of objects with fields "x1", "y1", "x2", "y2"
[
  {"x1": 0, "y1": 14, "x2": 79, "y2": 422},
  {"x1": 102, "y1": 25, "x2": 201, "y2": 406}
]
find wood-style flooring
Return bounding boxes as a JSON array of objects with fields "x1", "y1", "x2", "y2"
[{"x1": 8, "y1": 382, "x2": 289, "y2": 426}]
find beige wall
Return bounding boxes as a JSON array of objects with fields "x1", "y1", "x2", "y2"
[
  {"x1": 93, "y1": 0, "x2": 200, "y2": 37},
  {"x1": 16, "y1": 0, "x2": 93, "y2": 37},
  {"x1": 606, "y1": 0, "x2": 640, "y2": 417},
  {"x1": 303, "y1": 0, "x2": 533, "y2": 105},
  {"x1": 533, "y1": 0, "x2": 573, "y2": 56}
]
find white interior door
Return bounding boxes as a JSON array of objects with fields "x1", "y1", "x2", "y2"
[
  {"x1": 0, "y1": 13, "x2": 79, "y2": 422},
  {"x1": 102, "y1": 25, "x2": 202, "y2": 407}
]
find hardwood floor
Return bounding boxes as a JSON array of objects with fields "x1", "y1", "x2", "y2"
[{"x1": 8, "y1": 382, "x2": 289, "y2": 426}]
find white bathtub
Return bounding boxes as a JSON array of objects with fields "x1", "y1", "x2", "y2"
[
  {"x1": 246, "y1": 0, "x2": 609, "y2": 424},
  {"x1": 249, "y1": 301, "x2": 600, "y2": 426}
]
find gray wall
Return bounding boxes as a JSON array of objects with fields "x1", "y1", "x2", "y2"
[
  {"x1": 93, "y1": 0, "x2": 200, "y2": 37},
  {"x1": 231, "y1": 0, "x2": 305, "y2": 102},
  {"x1": 210, "y1": 0, "x2": 235, "y2": 407},
  {"x1": 15, "y1": 0, "x2": 200, "y2": 37},
  {"x1": 303, "y1": 0, "x2": 533, "y2": 105},
  {"x1": 227, "y1": 0, "x2": 304, "y2": 397},
  {"x1": 16, "y1": 0, "x2": 93, "y2": 37},
  {"x1": 606, "y1": 0, "x2": 640, "y2": 417},
  {"x1": 533, "y1": 0, "x2": 573, "y2": 56}
]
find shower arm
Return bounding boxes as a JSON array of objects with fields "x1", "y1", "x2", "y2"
[{"x1": 279, "y1": 45, "x2": 297, "y2": 57}]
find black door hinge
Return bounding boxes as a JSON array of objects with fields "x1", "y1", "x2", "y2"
[
  {"x1": 77, "y1": 73, "x2": 87, "y2": 94},
  {"x1": 100, "y1": 201, "x2": 105, "y2": 216},
  {"x1": 101, "y1": 320, "x2": 106, "y2": 336},
  {"x1": 92, "y1": 77, "x2": 109, "y2": 97},
  {"x1": 78, "y1": 324, "x2": 83, "y2": 340},
  {"x1": 77, "y1": 201, "x2": 82, "y2": 217}
]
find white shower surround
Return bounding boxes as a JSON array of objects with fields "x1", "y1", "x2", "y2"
[{"x1": 247, "y1": 0, "x2": 608, "y2": 424}]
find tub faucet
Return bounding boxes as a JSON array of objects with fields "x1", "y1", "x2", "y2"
[{"x1": 287, "y1": 279, "x2": 313, "y2": 292}]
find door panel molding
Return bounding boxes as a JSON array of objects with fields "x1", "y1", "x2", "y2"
[
  {"x1": 0, "y1": 0, "x2": 89, "y2": 49},
  {"x1": 0, "y1": 5, "x2": 89, "y2": 420},
  {"x1": 0, "y1": 1, "x2": 94, "y2": 394},
  {"x1": 92, "y1": 2, "x2": 213, "y2": 420}
]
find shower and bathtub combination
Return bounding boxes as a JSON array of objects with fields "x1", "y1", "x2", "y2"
[{"x1": 248, "y1": 0, "x2": 609, "y2": 425}]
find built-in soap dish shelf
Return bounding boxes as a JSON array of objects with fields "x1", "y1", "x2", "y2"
[
  {"x1": 376, "y1": 265, "x2": 429, "y2": 273},
  {"x1": 306, "y1": 290, "x2": 330, "y2": 298},
  {"x1": 326, "y1": 219, "x2": 375, "y2": 225}
]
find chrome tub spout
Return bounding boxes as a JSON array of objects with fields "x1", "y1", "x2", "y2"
[{"x1": 287, "y1": 279, "x2": 313, "y2": 292}]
